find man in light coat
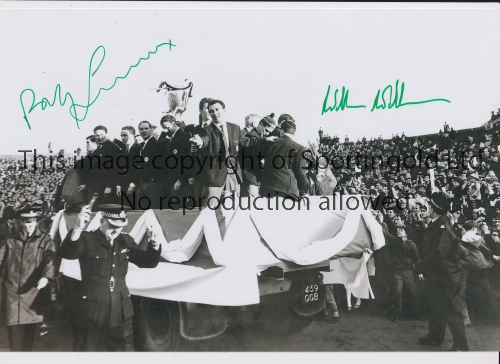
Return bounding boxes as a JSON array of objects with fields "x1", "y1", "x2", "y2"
[{"x1": 0, "y1": 204, "x2": 56, "y2": 351}]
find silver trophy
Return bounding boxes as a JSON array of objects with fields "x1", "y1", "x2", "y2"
[{"x1": 155, "y1": 80, "x2": 193, "y2": 116}]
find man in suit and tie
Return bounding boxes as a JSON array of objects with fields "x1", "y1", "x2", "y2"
[
  {"x1": 127, "y1": 121, "x2": 162, "y2": 209},
  {"x1": 186, "y1": 98, "x2": 214, "y2": 206},
  {"x1": 120, "y1": 126, "x2": 138, "y2": 155},
  {"x1": 158, "y1": 116, "x2": 193, "y2": 206},
  {"x1": 190, "y1": 100, "x2": 273, "y2": 208},
  {"x1": 259, "y1": 120, "x2": 309, "y2": 200},
  {"x1": 116, "y1": 126, "x2": 140, "y2": 200},
  {"x1": 239, "y1": 115, "x2": 276, "y2": 199},
  {"x1": 80, "y1": 126, "x2": 122, "y2": 207}
]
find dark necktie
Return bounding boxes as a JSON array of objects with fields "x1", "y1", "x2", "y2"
[{"x1": 140, "y1": 142, "x2": 145, "y2": 156}]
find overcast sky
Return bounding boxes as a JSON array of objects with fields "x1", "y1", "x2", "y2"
[{"x1": 1, "y1": 4, "x2": 499, "y2": 155}]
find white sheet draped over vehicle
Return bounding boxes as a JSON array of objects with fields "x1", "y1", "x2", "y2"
[{"x1": 51, "y1": 195, "x2": 385, "y2": 305}]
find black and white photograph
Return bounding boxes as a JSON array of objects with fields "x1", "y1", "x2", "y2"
[{"x1": 0, "y1": 2, "x2": 499, "y2": 362}]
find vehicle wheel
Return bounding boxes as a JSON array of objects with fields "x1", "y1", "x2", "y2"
[
  {"x1": 134, "y1": 297, "x2": 180, "y2": 351},
  {"x1": 254, "y1": 292, "x2": 313, "y2": 334}
]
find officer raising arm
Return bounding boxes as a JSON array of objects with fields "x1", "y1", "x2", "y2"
[{"x1": 58, "y1": 204, "x2": 161, "y2": 352}]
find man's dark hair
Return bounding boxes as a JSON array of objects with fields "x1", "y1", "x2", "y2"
[
  {"x1": 278, "y1": 114, "x2": 295, "y2": 125},
  {"x1": 160, "y1": 115, "x2": 177, "y2": 127},
  {"x1": 94, "y1": 125, "x2": 107, "y2": 134},
  {"x1": 207, "y1": 99, "x2": 225, "y2": 110},
  {"x1": 464, "y1": 220, "x2": 477, "y2": 231},
  {"x1": 184, "y1": 124, "x2": 196, "y2": 136},
  {"x1": 86, "y1": 135, "x2": 97, "y2": 143},
  {"x1": 199, "y1": 97, "x2": 214, "y2": 125},
  {"x1": 281, "y1": 120, "x2": 296, "y2": 135},
  {"x1": 199, "y1": 98, "x2": 213, "y2": 111},
  {"x1": 121, "y1": 126, "x2": 136, "y2": 135},
  {"x1": 138, "y1": 120, "x2": 152, "y2": 129}
]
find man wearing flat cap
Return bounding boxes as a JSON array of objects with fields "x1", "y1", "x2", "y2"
[
  {"x1": 413, "y1": 192, "x2": 469, "y2": 351},
  {"x1": 58, "y1": 204, "x2": 161, "y2": 351},
  {"x1": 0, "y1": 204, "x2": 56, "y2": 351}
]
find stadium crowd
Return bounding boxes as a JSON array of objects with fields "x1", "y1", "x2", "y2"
[{"x1": 1, "y1": 100, "x2": 500, "y2": 352}]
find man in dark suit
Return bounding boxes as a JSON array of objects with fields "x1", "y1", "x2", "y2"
[
  {"x1": 76, "y1": 136, "x2": 99, "y2": 204},
  {"x1": 127, "y1": 121, "x2": 162, "y2": 209},
  {"x1": 116, "y1": 126, "x2": 140, "y2": 200},
  {"x1": 158, "y1": 115, "x2": 175, "y2": 143},
  {"x1": 157, "y1": 116, "x2": 193, "y2": 206},
  {"x1": 58, "y1": 204, "x2": 161, "y2": 351},
  {"x1": 82, "y1": 126, "x2": 122, "y2": 207},
  {"x1": 413, "y1": 192, "x2": 469, "y2": 351},
  {"x1": 240, "y1": 116, "x2": 276, "y2": 198},
  {"x1": 259, "y1": 120, "x2": 309, "y2": 200},
  {"x1": 190, "y1": 100, "x2": 273, "y2": 208},
  {"x1": 119, "y1": 126, "x2": 138, "y2": 155},
  {"x1": 93, "y1": 125, "x2": 121, "y2": 203}
]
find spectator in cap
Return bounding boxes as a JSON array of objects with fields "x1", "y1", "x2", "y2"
[
  {"x1": 58, "y1": 204, "x2": 161, "y2": 351},
  {"x1": 413, "y1": 192, "x2": 469, "y2": 351},
  {"x1": 0, "y1": 204, "x2": 56, "y2": 351}
]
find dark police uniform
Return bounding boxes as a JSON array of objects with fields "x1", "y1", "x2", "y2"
[
  {"x1": 58, "y1": 229, "x2": 161, "y2": 351},
  {"x1": 414, "y1": 214, "x2": 468, "y2": 351}
]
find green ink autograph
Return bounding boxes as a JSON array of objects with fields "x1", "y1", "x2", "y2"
[
  {"x1": 321, "y1": 85, "x2": 366, "y2": 114},
  {"x1": 322, "y1": 79, "x2": 450, "y2": 115},
  {"x1": 19, "y1": 40, "x2": 176, "y2": 130}
]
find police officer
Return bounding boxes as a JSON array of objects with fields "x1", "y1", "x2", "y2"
[
  {"x1": 58, "y1": 204, "x2": 161, "y2": 351},
  {"x1": 413, "y1": 193, "x2": 469, "y2": 351}
]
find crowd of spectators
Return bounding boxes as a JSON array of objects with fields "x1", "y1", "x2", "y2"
[
  {"x1": 2, "y1": 106, "x2": 500, "y2": 331},
  {"x1": 311, "y1": 110, "x2": 500, "y2": 326},
  {"x1": 0, "y1": 155, "x2": 71, "y2": 237}
]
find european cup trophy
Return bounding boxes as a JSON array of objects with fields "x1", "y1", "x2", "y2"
[{"x1": 155, "y1": 79, "x2": 194, "y2": 117}]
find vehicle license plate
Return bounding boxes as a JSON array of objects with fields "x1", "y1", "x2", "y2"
[{"x1": 301, "y1": 283, "x2": 323, "y2": 305}]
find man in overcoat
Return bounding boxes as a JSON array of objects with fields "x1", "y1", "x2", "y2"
[
  {"x1": 0, "y1": 204, "x2": 56, "y2": 351},
  {"x1": 413, "y1": 192, "x2": 469, "y2": 351},
  {"x1": 58, "y1": 204, "x2": 161, "y2": 351}
]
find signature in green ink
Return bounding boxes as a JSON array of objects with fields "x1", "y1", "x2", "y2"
[
  {"x1": 322, "y1": 80, "x2": 450, "y2": 115},
  {"x1": 19, "y1": 40, "x2": 176, "y2": 130},
  {"x1": 322, "y1": 85, "x2": 366, "y2": 114},
  {"x1": 370, "y1": 80, "x2": 450, "y2": 111}
]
